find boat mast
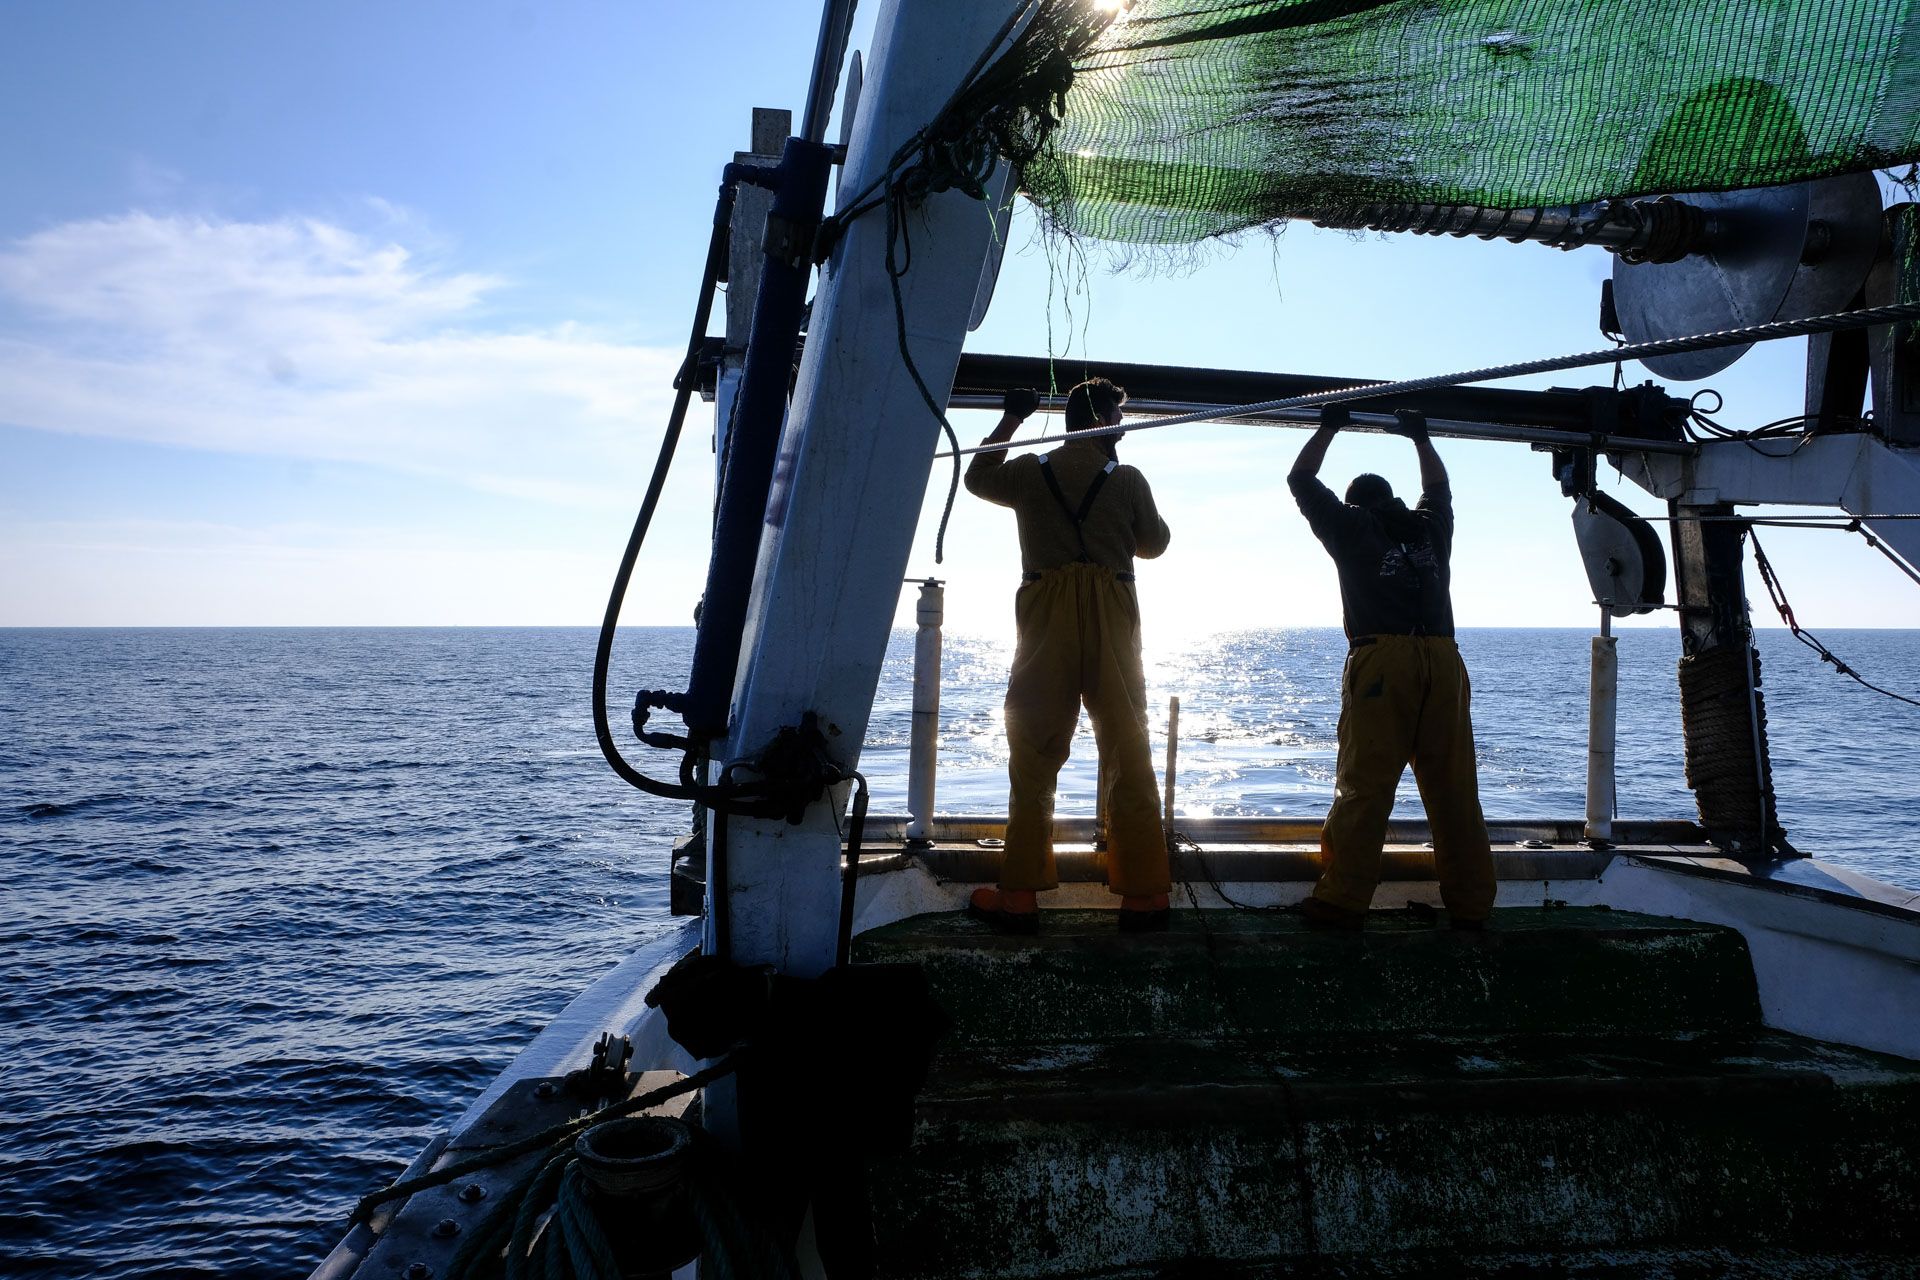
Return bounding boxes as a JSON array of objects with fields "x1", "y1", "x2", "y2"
[{"x1": 704, "y1": 0, "x2": 1014, "y2": 977}]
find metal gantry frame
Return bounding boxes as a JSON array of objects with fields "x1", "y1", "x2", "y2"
[{"x1": 673, "y1": 0, "x2": 1920, "y2": 1002}]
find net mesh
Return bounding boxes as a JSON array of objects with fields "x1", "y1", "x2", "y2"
[{"x1": 961, "y1": 0, "x2": 1920, "y2": 244}]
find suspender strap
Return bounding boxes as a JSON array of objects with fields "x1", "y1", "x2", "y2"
[{"x1": 1038, "y1": 455, "x2": 1118, "y2": 563}]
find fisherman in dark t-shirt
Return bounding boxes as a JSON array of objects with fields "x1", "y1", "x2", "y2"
[{"x1": 1287, "y1": 406, "x2": 1495, "y2": 930}]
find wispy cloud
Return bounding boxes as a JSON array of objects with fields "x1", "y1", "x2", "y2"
[
  {"x1": 0, "y1": 212, "x2": 682, "y2": 504},
  {"x1": 0, "y1": 512, "x2": 668, "y2": 625}
]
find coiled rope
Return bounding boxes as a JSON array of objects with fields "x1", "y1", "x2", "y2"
[
  {"x1": 438, "y1": 1118, "x2": 792, "y2": 1280},
  {"x1": 350, "y1": 1058, "x2": 738, "y2": 1225},
  {"x1": 346, "y1": 1057, "x2": 796, "y2": 1280}
]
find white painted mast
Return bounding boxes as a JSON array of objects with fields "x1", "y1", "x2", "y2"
[{"x1": 707, "y1": 0, "x2": 1017, "y2": 977}]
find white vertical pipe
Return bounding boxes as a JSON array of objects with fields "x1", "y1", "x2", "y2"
[
  {"x1": 1164, "y1": 695, "x2": 1180, "y2": 833},
  {"x1": 906, "y1": 578, "x2": 944, "y2": 845},
  {"x1": 1585, "y1": 614, "x2": 1618, "y2": 843}
]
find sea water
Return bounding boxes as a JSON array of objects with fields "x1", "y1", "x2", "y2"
[{"x1": 3, "y1": 626, "x2": 1916, "y2": 1278}]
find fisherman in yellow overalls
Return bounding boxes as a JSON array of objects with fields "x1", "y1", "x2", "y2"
[
  {"x1": 963, "y1": 379, "x2": 1174, "y2": 932},
  {"x1": 1288, "y1": 406, "x2": 1497, "y2": 930}
]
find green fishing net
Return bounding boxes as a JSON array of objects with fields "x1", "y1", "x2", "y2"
[{"x1": 962, "y1": 0, "x2": 1920, "y2": 244}]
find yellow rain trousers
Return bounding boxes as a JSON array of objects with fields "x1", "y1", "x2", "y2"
[
  {"x1": 1000, "y1": 562, "x2": 1171, "y2": 898},
  {"x1": 1314, "y1": 635, "x2": 1497, "y2": 921}
]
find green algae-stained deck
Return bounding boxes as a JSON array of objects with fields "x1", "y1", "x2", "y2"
[
  {"x1": 854, "y1": 907, "x2": 1763, "y2": 1043},
  {"x1": 859, "y1": 907, "x2": 1920, "y2": 1277}
]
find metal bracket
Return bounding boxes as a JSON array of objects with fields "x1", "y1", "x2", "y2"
[
  {"x1": 764, "y1": 212, "x2": 819, "y2": 270},
  {"x1": 722, "y1": 711, "x2": 848, "y2": 825},
  {"x1": 565, "y1": 1033, "x2": 636, "y2": 1103}
]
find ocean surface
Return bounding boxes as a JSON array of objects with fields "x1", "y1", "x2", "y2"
[{"x1": 3, "y1": 625, "x2": 1916, "y2": 1278}]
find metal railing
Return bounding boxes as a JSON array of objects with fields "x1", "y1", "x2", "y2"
[{"x1": 898, "y1": 583, "x2": 1627, "y2": 848}]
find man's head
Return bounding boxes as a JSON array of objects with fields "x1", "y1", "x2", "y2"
[
  {"x1": 1345, "y1": 473, "x2": 1394, "y2": 509},
  {"x1": 1064, "y1": 377, "x2": 1127, "y2": 433}
]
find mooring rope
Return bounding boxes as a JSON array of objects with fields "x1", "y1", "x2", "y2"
[
  {"x1": 349, "y1": 1056, "x2": 739, "y2": 1225},
  {"x1": 936, "y1": 298, "x2": 1920, "y2": 460},
  {"x1": 348, "y1": 1054, "x2": 801, "y2": 1280}
]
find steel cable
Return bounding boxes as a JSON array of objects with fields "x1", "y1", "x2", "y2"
[
  {"x1": 937, "y1": 299, "x2": 1920, "y2": 460},
  {"x1": 1749, "y1": 531, "x2": 1920, "y2": 709}
]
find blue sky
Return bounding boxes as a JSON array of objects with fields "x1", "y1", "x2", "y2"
[{"x1": 4, "y1": 1, "x2": 1917, "y2": 635}]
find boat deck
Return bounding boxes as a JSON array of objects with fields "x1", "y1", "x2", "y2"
[{"x1": 854, "y1": 907, "x2": 1920, "y2": 1277}]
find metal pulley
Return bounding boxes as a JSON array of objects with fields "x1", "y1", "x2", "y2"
[
  {"x1": 1571, "y1": 490, "x2": 1667, "y2": 617},
  {"x1": 1611, "y1": 172, "x2": 1885, "y2": 381}
]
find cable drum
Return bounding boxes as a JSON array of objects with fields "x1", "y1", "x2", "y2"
[{"x1": 1612, "y1": 171, "x2": 1885, "y2": 380}]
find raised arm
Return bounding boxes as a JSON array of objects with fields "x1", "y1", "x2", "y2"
[
  {"x1": 964, "y1": 389, "x2": 1040, "y2": 504},
  {"x1": 1396, "y1": 409, "x2": 1447, "y2": 490},
  {"x1": 1288, "y1": 406, "x2": 1369, "y2": 543},
  {"x1": 1289, "y1": 404, "x2": 1348, "y2": 482},
  {"x1": 977, "y1": 389, "x2": 1037, "y2": 462}
]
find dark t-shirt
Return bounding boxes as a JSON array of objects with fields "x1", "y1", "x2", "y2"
[{"x1": 1289, "y1": 475, "x2": 1455, "y2": 640}]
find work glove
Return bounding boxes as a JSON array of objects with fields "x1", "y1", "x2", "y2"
[
  {"x1": 1392, "y1": 409, "x2": 1430, "y2": 440},
  {"x1": 1319, "y1": 405, "x2": 1352, "y2": 431},
  {"x1": 1002, "y1": 388, "x2": 1041, "y2": 421}
]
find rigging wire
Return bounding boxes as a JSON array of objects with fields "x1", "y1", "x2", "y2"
[
  {"x1": 1748, "y1": 530, "x2": 1920, "y2": 709},
  {"x1": 1642, "y1": 512, "x2": 1920, "y2": 524},
  {"x1": 935, "y1": 298, "x2": 1920, "y2": 461},
  {"x1": 1631, "y1": 510, "x2": 1920, "y2": 588},
  {"x1": 1846, "y1": 518, "x2": 1920, "y2": 589}
]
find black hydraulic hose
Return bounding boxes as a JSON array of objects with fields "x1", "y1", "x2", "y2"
[
  {"x1": 834, "y1": 772, "x2": 871, "y2": 967},
  {"x1": 591, "y1": 182, "x2": 737, "y2": 801}
]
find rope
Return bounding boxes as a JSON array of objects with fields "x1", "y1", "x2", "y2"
[
  {"x1": 1676, "y1": 644, "x2": 1782, "y2": 851},
  {"x1": 349, "y1": 1057, "x2": 739, "y2": 1225},
  {"x1": 441, "y1": 1124, "x2": 790, "y2": 1280},
  {"x1": 419, "y1": 1063, "x2": 801, "y2": 1280},
  {"x1": 1749, "y1": 531, "x2": 1920, "y2": 709},
  {"x1": 937, "y1": 298, "x2": 1920, "y2": 460},
  {"x1": 886, "y1": 185, "x2": 965, "y2": 563},
  {"x1": 500, "y1": 1153, "x2": 572, "y2": 1280}
]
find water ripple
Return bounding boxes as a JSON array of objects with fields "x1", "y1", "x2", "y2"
[{"x1": 0, "y1": 625, "x2": 1914, "y2": 1277}]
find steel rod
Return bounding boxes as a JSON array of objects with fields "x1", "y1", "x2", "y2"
[
  {"x1": 947, "y1": 394, "x2": 1697, "y2": 455},
  {"x1": 938, "y1": 298, "x2": 1920, "y2": 461}
]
